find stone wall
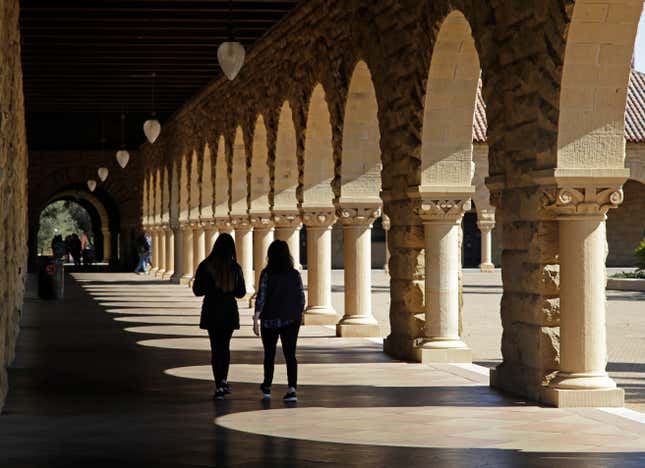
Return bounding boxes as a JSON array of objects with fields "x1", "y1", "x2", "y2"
[
  {"x1": 27, "y1": 150, "x2": 143, "y2": 270},
  {"x1": 607, "y1": 180, "x2": 645, "y2": 266},
  {"x1": 0, "y1": 0, "x2": 28, "y2": 410}
]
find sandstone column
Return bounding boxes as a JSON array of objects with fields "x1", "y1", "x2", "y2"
[
  {"x1": 204, "y1": 223, "x2": 218, "y2": 256},
  {"x1": 171, "y1": 224, "x2": 183, "y2": 282},
  {"x1": 302, "y1": 210, "x2": 337, "y2": 325},
  {"x1": 273, "y1": 212, "x2": 302, "y2": 270},
  {"x1": 156, "y1": 227, "x2": 167, "y2": 278},
  {"x1": 335, "y1": 205, "x2": 381, "y2": 337},
  {"x1": 101, "y1": 227, "x2": 112, "y2": 264},
  {"x1": 163, "y1": 227, "x2": 175, "y2": 280},
  {"x1": 192, "y1": 224, "x2": 205, "y2": 275},
  {"x1": 232, "y1": 217, "x2": 254, "y2": 299},
  {"x1": 250, "y1": 215, "x2": 274, "y2": 307},
  {"x1": 150, "y1": 228, "x2": 159, "y2": 275},
  {"x1": 477, "y1": 212, "x2": 495, "y2": 272},
  {"x1": 541, "y1": 183, "x2": 625, "y2": 407},
  {"x1": 414, "y1": 197, "x2": 471, "y2": 363},
  {"x1": 382, "y1": 214, "x2": 391, "y2": 274},
  {"x1": 180, "y1": 224, "x2": 194, "y2": 285}
]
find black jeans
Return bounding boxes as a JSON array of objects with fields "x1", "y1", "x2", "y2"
[
  {"x1": 261, "y1": 322, "x2": 300, "y2": 389},
  {"x1": 207, "y1": 328, "x2": 234, "y2": 387}
]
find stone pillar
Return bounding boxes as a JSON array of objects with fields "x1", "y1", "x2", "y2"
[
  {"x1": 171, "y1": 224, "x2": 183, "y2": 282},
  {"x1": 382, "y1": 214, "x2": 391, "y2": 274},
  {"x1": 180, "y1": 224, "x2": 194, "y2": 285},
  {"x1": 192, "y1": 224, "x2": 205, "y2": 275},
  {"x1": 273, "y1": 211, "x2": 302, "y2": 270},
  {"x1": 163, "y1": 227, "x2": 175, "y2": 280},
  {"x1": 204, "y1": 223, "x2": 218, "y2": 256},
  {"x1": 232, "y1": 217, "x2": 255, "y2": 299},
  {"x1": 156, "y1": 227, "x2": 167, "y2": 278},
  {"x1": 541, "y1": 183, "x2": 625, "y2": 407},
  {"x1": 477, "y1": 213, "x2": 495, "y2": 272},
  {"x1": 101, "y1": 227, "x2": 112, "y2": 264},
  {"x1": 150, "y1": 229, "x2": 160, "y2": 274},
  {"x1": 414, "y1": 197, "x2": 472, "y2": 363},
  {"x1": 302, "y1": 209, "x2": 338, "y2": 325},
  {"x1": 250, "y1": 215, "x2": 274, "y2": 307},
  {"x1": 335, "y1": 205, "x2": 381, "y2": 337}
]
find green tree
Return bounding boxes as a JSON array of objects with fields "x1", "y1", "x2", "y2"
[{"x1": 37, "y1": 201, "x2": 93, "y2": 254}]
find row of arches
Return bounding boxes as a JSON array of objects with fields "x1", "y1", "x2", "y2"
[{"x1": 139, "y1": 1, "x2": 643, "y2": 409}]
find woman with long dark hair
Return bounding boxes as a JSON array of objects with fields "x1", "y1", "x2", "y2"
[
  {"x1": 253, "y1": 240, "x2": 305, "y2": 402},
  {"x1": 193, "y1": 233, "x2": 246, "y2": 400}
]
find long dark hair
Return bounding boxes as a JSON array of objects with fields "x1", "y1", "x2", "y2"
[
  {"x1": 266, "y1": 240, "x2": 294, "y2": 273},
  {"x1": 205, "y1": 233, "x2": 237, "y2": 292}
]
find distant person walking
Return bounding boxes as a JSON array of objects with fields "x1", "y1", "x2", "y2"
[
  {"x1": 134, "y1": 234, "x2": 150, "y2": 274},
  {"x1": 193, "y1": 233, "x2": 246, "y2": 400},
  {"x1": 253, "y1": 240, "x2": 305, "y2": 402}
]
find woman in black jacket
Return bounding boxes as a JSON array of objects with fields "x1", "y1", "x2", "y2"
[
  {"x1": 253, "y1": 240, "x2": 305, "y2": 402},
  {"x1": 193, "y1": 233, "x2": 246, "y2": 400}
]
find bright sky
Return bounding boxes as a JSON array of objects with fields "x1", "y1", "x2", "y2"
[{"x1": 633, "y1": 7, "x2": 645, "y2": 72}]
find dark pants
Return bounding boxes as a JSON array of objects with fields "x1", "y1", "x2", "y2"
[
  {"x1": 207, "y1": 328, "x2": 234, "y2": 387},
  {"x1": 261, "y1": 322, "x2": 300, "y2": 389}
]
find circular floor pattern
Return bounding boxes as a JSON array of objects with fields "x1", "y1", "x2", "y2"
[
  {"x1": 215, "y1": 406, "x2": 645, "y2": 452},
  {"x1": 165, "y1": 363, "x2": 481, "y2": 387}
]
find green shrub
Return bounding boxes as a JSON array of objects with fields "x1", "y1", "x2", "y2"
[{"x1": 636, "y1": 238, "x2": 645, "y2": 272}]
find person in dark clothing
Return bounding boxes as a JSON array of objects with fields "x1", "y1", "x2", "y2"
[
  {"x1": 192, "y1": 233, "x2": 246, "y2": 400},
  {"x1": 253, "y1": 240, "x2": 305, "y2": 402},
  {"x1": 69, "y1": 233, "x2": 82, "y2": 266}
]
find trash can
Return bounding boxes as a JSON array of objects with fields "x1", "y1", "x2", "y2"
[{"x1": 37, "y1": 256, "x2": 64, "y2": 300}]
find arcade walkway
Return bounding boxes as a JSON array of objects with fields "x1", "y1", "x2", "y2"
[{"x1": 2, "y1": 273, "x2": 645, "y2": 467}]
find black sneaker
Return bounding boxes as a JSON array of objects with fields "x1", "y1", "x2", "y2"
[
  {"x1": 214, "y1": 388, "x2": 225, "y2": 400},
  {"x1": 283, "y1": 390, "x2": 297, "y2": 402},
  {"x1": 221, "y1": 381, "x2": 232, "y2": 394},
  {"x1": 260, "y1": 383, "x2": 271, "y2": 399}
]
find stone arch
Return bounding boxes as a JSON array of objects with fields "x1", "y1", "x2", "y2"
[
  {"x1": 201, "y1": 143, "x2": 214, "y2": 219},
  {"x1": 189, "y1": 149, "x2": 200, "y2": 220},
  {"x1": 170, "y1": 159, "x2": 179, "y2": 224},
  {"x1": 556, "y1": 0, "x2": 642, "y2": 170},
  {"x1": 154, "y1": 168, "x2": 162, "y2": 225},
  {"x1": 214, "y1": 135, "x2": 229, "y2": 218},
  {"x1": 339, "y1": 60, "x2": 382, "y2": 202},
  {"x1": 303, "y1": 83, "x2": 334, "y2": 209},
  {"x1": 250, "y1": 114, "x2": 270, "y2": 214},
  {"x1": 230, "y1": 126, "x2": 248, "y2": 217},
  {"x1": 161, "y1": 166, "x2": 170, "y2": 224},
  {"x1": 142, "y1": 175, "x2": 150, "y2": 226},
  {"x1": 274, "y1": 101, "x2": 299, "y2": 210},
  {"x1": 420, "y1": 10, "x2": 479, "y2": 190},
  {"x1": 179, "y1": 152, "x2": 190, "y2": 222}
]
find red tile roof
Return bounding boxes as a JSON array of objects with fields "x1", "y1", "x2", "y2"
[{"x1": 473, "y1": 69, "x2": 645, "y2": 143}]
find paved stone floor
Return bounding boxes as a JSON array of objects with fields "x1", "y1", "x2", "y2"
[{"x1": 1, "y1": 271, "x2": 645, "y2": 466}]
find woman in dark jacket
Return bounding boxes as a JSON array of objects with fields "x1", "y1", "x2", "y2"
[
  {"x1": 253, "y1": 240, "x2": 305, "y2": 402},
  {"x1": 193, "y1": 233, "x2": 246, "y2": 400}
]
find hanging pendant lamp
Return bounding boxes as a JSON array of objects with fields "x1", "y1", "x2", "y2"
[
  {"x1": 98, "y1": 167, "x2": 109, "y2": 182},
  {"x1": 143, "y1": 72, "x2": 161, "y2": 143},
  {"x1": 116, "y1": 112, "x2": 130, "y2": 168},
  {"x1": 87, "y1": 179, "x2": 97, "y2": 192},
  {"x1": 217, "y1": 0, "x2": 245, "y2": 81}
]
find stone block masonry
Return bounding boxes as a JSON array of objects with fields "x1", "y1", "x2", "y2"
[{"x1": 0, "y1": 0, "x2": 28, "y2": 410}]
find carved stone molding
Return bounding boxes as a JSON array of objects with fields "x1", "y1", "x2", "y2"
[
  {"x1": 272, "y1": 211, "x2": 303, "y2": 229},
  {"x1": 249, "y1": 213, "x2": 274, "y2": 230},
  {"x1": 381, "y1": 214, "x2": 391, "y2": 231},
  {"x1": 230, "y1": 215, "x2": 251, "y2": 230},
  {"x1": 336, "y1": 205, "x2": 381, "y2": 227},
  {"x1": 214, "y1": 217, "x2": 233, "y2": 232},
  {"x1": 302, "y1": 209, "x2": 336, "y2": 228},
  {"x1": 415, "y1": 198, "x2": 471, "y2": 222},
  {"x1": 541, "y1": 185, "x2": 624, "y2": 217}
]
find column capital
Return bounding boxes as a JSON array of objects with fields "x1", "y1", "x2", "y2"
[
  {"x1": 302, "y1": 208, "x2": 336, "y2": 228},
  {"x1": 272, "y1": 211, "x2": 302, "y2": 229},
  {"x1": 415, "y1": 197, "x2": 471, "y2": 223},
  {"x1": 381, "y1": 214, "x2": 391, "y2": 231},
  {"x1": 336, "y1": 205, "x2": 381, "y2": 227},
  {"x1": 477, "y1": 209, "x2": 496, "y2": 232},
  {"x1": 231, "y1": 215, "x2": 252, "y2": 229},
  {"x1": 541, "y1": 184, "x2": 624, "y2": 218},
  {"x1": 249, "y1": 213, "x2": 275, "y2": 229},
  {"x1": 214, "y1": 217, "x2": 233, "y2": 231}
]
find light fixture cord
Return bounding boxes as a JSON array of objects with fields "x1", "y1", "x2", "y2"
[
  {"x1": 151, "y1": 72, "x2": 156, "y2": 117},
  {"x1": 228, "y1": 0, "x2": 233, "y2": 40},
  {"x1": 120, "y1": 111, "x2": 126, "y2": 148}
]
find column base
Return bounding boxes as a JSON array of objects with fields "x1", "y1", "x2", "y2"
[
  {"x1": 336, "y1": 317, "x2": 380, "y2": 337},
  {"x1": 155, "y1": 269, "x2": 166, "y2": 278},
  {"x1": 302, "y1": 306, "x2": 338, "y2": 326},
  {"x1": 179, "y1": 275, "x2": 192, "y2": 285},
  {"x1": 162, "y1": 271, "x2": 174, "y2": 280},
  {"x1": 237, "y1": 290, "x2": 255, "y2": 305},
  {"x1": 413, "y1": 340, "x2": 472, "y2": 363},
  {"x1": 540, "y1": 387, "x2": 624, "y2": 408},
  {"x1": 479, "y1": 262, "x2": 495, "y2": 272},
  {"x1": 149, "y1": 267, "x2": 159, "y2": 276}
]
